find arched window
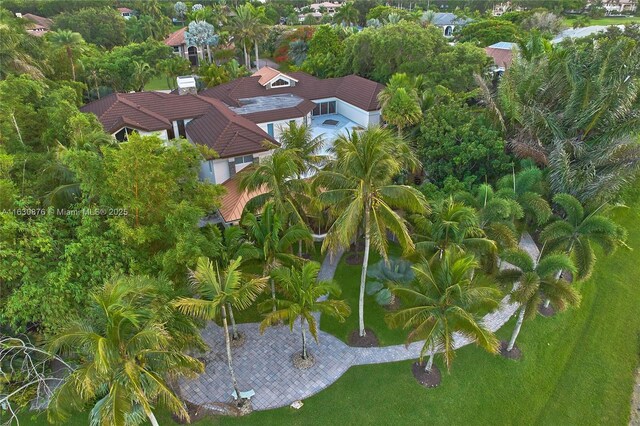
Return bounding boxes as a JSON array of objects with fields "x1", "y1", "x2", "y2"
[
  {"x1": 187, "y1": 46, "x2": 199, "y2": 66},
  {"x1": 444, "y1": 26, "x2": 453, "y2": 37}
]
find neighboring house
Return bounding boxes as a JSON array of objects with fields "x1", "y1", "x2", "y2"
[
  {"x1": 80, "y1": 67, "x2": 383, "y2": 225},
  {"x1": 309, "y1": 2, "x2": 342, "y2": 15},
  {"x1": 298, "y1": 11, "x2": 323, "y2": 22},
  {"x1": 485, "y1": 41, "x2": 517, "y2": 74},
  {"x1": 491, "y1": 1, "x2": 525, "y2": 16},
  {"x1": 590, "y1": 0, "x2": 637, "y2": 13},
  {"x1": 164, "y1": 27, "x2": 200, "y2": 66},
  {"x1": 117, "y1": 7, "x2": 134, "y2": 19},
  {"x1": 18, "y1": 13, "x2": 53, "y2": 37},
  {"x1": 432, "y1": 13, "x2": 472, "y2": 37},
  {"x1": 552, "y1": 25, "x2": 625, "y2": 43}
]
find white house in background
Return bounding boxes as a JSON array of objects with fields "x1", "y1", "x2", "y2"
[
  {"x1": 432, "y1": 13, "x2": 472, "y2": 37},
  {"x1": 80, "y1": 67, "x2": 383, "y2": 225},
  {"x1": 310, "y1": 2, "x2": 343, "y2": 14},
  {"x1": 491, "y1": 1, "x2": 525, "y2": 16},
  {"x1": 117, "y1": 7, "x2": 134, "y2": 20},
  {"x1": 593, "y1": 0, "x2": 637, "y2": 13}
]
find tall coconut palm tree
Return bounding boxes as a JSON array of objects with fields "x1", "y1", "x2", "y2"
[
  {"x1": 241, "y1": 203, "x2": 313, "y2": 308},
  {"x1": 386, "y1": 251, "x2": 501, "y2": 374},
  {"x1": 48, "y1": 29, "x2": 85, "y2": 81},
  {"x1": 259, "y1": 262, "x2": 351, "y2": 360},
  {"x1": 229, "y1": 4, "x2": 259, "y2": 68},
  {"x1": 240, "y1": 148, "x2": 312, "y2": 226},
  {"x1": 48, "y1": 276, "x2": 204, "y2": 426},
  {"x1": 334, "y1": 2, "x2": 359, "y2": 26},
  {"x1": 540, "y1": 193, "x2": 627, "y2": 281},
  {"x1": 412, "y1": 197, "x2": 497, "y2": 262},
  {"x1": 212, "y1": 225, "x2": 260, "y2": 340},
  {"x1": 316, "y1": 126, "x2": 428, "y2": 337},
  {"x1": 278, "y1": 121, "x2": 326, "y2": 177},
  {"x1": 497, "y1": 249, "x2": 580, "y2": 353},
  {"x1": 174, "y1": 257, "x2": 267, "y2": 399}
]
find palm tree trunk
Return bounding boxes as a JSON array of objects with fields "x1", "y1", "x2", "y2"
[
  {"x1": 254, "y1": 39, "x2": 260, "y2": 69},
  {"x1": 243, "y1": 42, "x2": 249, "y2": 69},
  {"x1": 221, "y1": 304, "x2": 242, "y2": 398},
  {"x1": 207, "y1": 44, "x2": 212, "y2": 63},
  {"x1": 508, "y1": 306, "x2": 526, "y2": 351},
  {"x1": 146, "y1": 411, "x2": 160, "y2": 426},
  {"x1": 301, "y1": 317, "x2": 307, "y2": 359},
  {"x1": 359, "y1": 207, "x2": 371, "y2": 337},
  {"x1": 270, "y1": 277, "x2": 277, "y2": 312},
  {"x1": 424, "y1": 352, "x2": 434, "y2": 372},
  {"x1": 67, "y1": 47, "x2": 76, "y2": 81},
  {"x1": 228, "y1": 302, "x2": 239, "y2": 340}
]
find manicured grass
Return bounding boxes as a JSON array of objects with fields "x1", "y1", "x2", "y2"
[
  {"x1": 144, "y1": 75, "x2": 172, "y2": 91},
  {"x1": 320, "y1": 244, "x2": 408, "y2": 346},
  {"x1": 16, "y1": 204, "x2": 640, "y2": 425},
  {"x1": 563, "y1": 16, "x2": 640, "y2": 26}
]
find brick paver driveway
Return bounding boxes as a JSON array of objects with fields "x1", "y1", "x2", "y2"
[{"x1": 181, "y1": 235, "x2": 540, "y2": 411}]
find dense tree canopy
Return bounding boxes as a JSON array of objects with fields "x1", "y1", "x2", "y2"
[
  {"x1": 457, "y1": 19, "x2": 521, "y2": 46},
  {"x1": 53, "y1": 7, "x2": 126, "y2": 49}
]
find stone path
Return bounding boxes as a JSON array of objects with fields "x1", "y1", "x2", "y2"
[{"x1": 181, "y1": 235, "x2": 540, "y2": 411}]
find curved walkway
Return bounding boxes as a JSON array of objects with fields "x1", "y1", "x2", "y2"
[{"x1": 180, "y1": 235, "x2": 539, "y2": 411}]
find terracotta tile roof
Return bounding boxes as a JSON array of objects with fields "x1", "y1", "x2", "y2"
[
  {"x1": 218, "y1": 168, "x2": 268, "y2": 224},
  {"x1": 22, "y1": 13, "x2": 53, "y2": 29},
  {"x1": 485, "y1": 47, "x2": 514, "y2": 69},
  {"x1": 253, "y1": 67, "x2": 282, "y2": 86},
  {"x1": 80, "y1": 93, "x2": 172, "y2": 133},
  {"x1": 164, "y1": 27, "x2": 187, "y2": 46},
  {"x1": 186, "y1": 99, "x2": 277, "y2": 159},
  {"x1": 117, "y1": 7, "x2": 133, "y2": 13},
  {"x1": 200, "y1": 72, "x2": 384, "y2": 112}
]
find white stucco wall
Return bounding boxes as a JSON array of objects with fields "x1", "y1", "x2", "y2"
[
  {"x1": 336, "y1": 100, "x2": 375, "y2": 128},
  {"x1": 256, "y1": 116, "x2": 306, "y2": 141},
  {"x1": 198, "y1": 150, "x2": 273, "y2": 184}
]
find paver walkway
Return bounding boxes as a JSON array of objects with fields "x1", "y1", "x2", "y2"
[{"x1": 181, "y1": 234, "x2": 540, "y2": 411}]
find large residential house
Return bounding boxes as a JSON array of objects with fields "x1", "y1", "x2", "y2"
[
  {"x1": 432, "y1": 13, "x2": 472, "y2": 38},
  {"x1": 17, "y1": 13, "x2": 53, "y2": 37},
  {"x1": 80, "y1": 68, "x2": 383, "y2": 224},
  {"x1": 593, "y1": 0, "x2": 637, "y2": 13},
  {"x1": 309, "y1": 2, "x2": 342, "y2": 14},
  {"x1": 117, "y1": 7, "x2": 134, "y2": 19},
  {"x1": 164, "y1": 27, "x2": 200, "y2": 66}
]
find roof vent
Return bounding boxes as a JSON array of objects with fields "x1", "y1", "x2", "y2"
[{"x1": 177, "y1": 75, "x2": 197, "y2": 95}]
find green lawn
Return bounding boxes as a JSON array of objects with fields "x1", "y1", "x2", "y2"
[
  {"x1": 144, "y1": 75, "x2": 172, "y2": 91},
  {"x1": 563, "y1": 16, "x2": 640, "y2": 26},
  {"x1": 17, "y1": 203, "x2": 640, "y2": 425},
  {"x1": 320, "y1": 244, "x2": 408, "y2": 346}
]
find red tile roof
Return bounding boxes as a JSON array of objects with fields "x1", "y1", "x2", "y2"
[
  {"x1": 200, "y1": 72, "x2": 383, "y2": 112},
  {"x1": 164, "y1": 27, "x2": 187, "y2": 47},
  {"x1": 186, "y1": 98, "x2": 277, "y2": 159},
  {"x1": 117, "y1": 7, "x2": 134, "y2": 13},
  {"x1": 218, "y1": 168, "x2": 268, "y2": 224},
  {"x1": 485, "y1": 47, "x2": 514, "y2": 69},
  {"x1": 22, "y1": 13, "x2": 53, "y2": 29}
]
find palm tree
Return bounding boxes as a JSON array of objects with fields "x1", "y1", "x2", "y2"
[
  {"x1": 174, "y1": 257, "x2": 267, "y2": 400},
  {"x1": 496, "y1": 165, "x2": 552, "y2": 229},
  {"x1": 229, "y1": 4, "x2": 259, "y2": 68},
  {"x1": 212, "y1": 225, "x2": 261, "y2": 340},
  {"x1": 48, "y1": 276, "x2": 204, "y2": 426},
  {"x1": 540, "y1": 193, "x2": 627, "y2": 281},
  {"x1": 454, "y1": 183, "x2": 522, "y2": 250},
  {"x1": 412, "y1": 197, "x2": 497, "y2": 262},
  {"x1": 0, "y1": 15, "x2": 44, "y2": 79},
  {"x1": 288, "y1": 40, "x2": 309, "y2": 66},
  {"x1": 316, "y1": 126, "x2": 428, "y2": 337},
  {"x1": 386, "y1": 252, "x2": 500, "y2": 374},
  {"x1": 240, "y1": 148, "x2": 312, "y2": 226},
  {"x1": 259, "y1": 262, "x2": 351, "y2": 360},
  {"x1": 377, "y1": 73, "x2": 422, "y2": 137},
  {"x1": 48, "y1": 29, "x2": 85, "y2": 81},
  {"x1": 278, "y1": 121, "x2": 326, "y2": 177},
  {"x1": 334, "y1": 2, "x2": 359, "y2": 26},
  {"x1": 132, "y1": 60, "x2": 154, "y2": 92},
  {"x1": 497, "y1": 249, "x2": 580, "y2": 353},
  {"x1": 242, "y1": 203, "x2": 313, "y2": 308}
]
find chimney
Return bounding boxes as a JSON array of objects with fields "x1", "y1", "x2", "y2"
[{"x1": 177, "y1": 75, "x2": 197, "y2": 95}]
